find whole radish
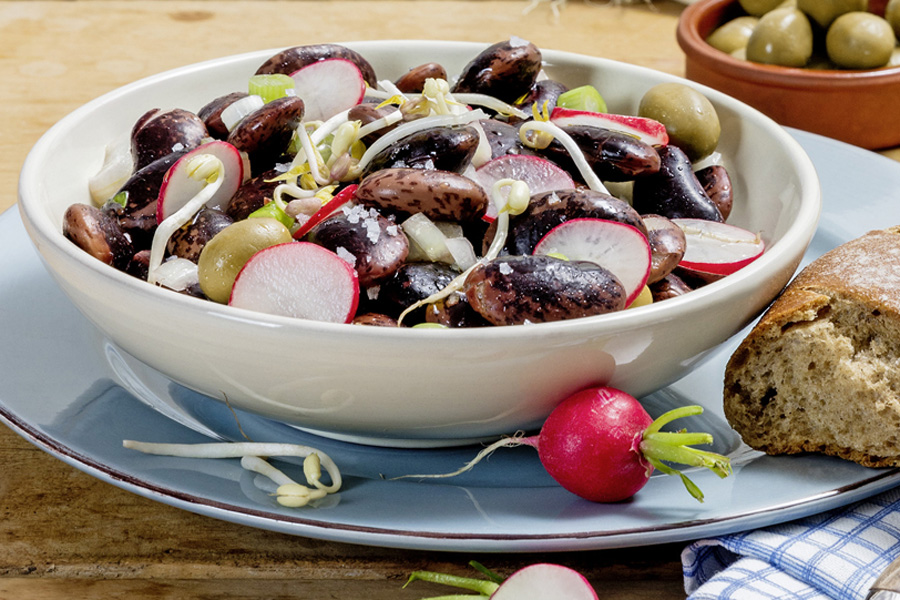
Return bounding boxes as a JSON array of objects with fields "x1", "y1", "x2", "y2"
[{"x1": 402, "y1": 386, "x2": 731, "y2": 503}]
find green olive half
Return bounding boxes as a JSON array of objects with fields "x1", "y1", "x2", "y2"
[
  {"x1": 197, "y1": 217, "x2": 293, "y2": 303},
  {"x1": 638, "y1": 83, "x2": 721, "y2": 162}
]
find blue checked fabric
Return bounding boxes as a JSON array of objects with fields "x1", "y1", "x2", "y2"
[{"x1": 683, "y1": 487, "x2": 900, "y2": 599}]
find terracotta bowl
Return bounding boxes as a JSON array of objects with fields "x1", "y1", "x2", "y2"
[{"x1": 677, "y1": 0, "x2": 900, "y2": 149}]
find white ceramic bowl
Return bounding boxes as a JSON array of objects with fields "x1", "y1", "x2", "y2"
[{"x1": 18, "y1": 40, "x2": 820, "y2": 446}]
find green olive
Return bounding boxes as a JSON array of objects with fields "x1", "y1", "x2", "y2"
[
  {"x1": 797, "y1": 0, "x2": 866, "y2": 29},
  {"x1": 707, "y1": 16, "x2": 760, "y2": 54},
  {"x1": 885, "y1": 0, "x2": 900, "y2": 38},
  {"x1": 826, "y1": 12, "x2": 896, "y2": 69},
  {"x1": 739, "y1": 0, "x2": 784, "y2": 17},
  {"x1": 638, "y1": 83, "x2": 721, "y2": 162},
  {"x1": 197, "y1": 217, "x2": 293, "y2": 303},
  {"x1": 745, "y1": 8, "x2": 814, "y2": 67}
]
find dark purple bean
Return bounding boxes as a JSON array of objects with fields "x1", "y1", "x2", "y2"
[
  {"x1": 495, "y1": 188, "x2": 647, "y2": 256},
  {"x1": 540, "y1": 125, "x2": 661, "y2": 182},
  {"x1": 361, "y1": 125, "x2": 480, "y2": 176},
  {"x1": 131, "y1": 109, "x2": 207, "y2": 171},
  {"x1": 452, "y1": 38, "x2": 543, "y2": 104},
  {"x1": 255, "y1": 43, "x2": 377, "y2": 87},
  {"x1": 309, "y1": 206, "x2": 409, "y2": 287},
  {"x1": 227, "y1": 96, "x2": 305, "y2": 176},
  {"x1": 696, "y1": 164, "x2": 733, "y2": 221},
  {"x1": 198, "y1": 92, "x2": 249, "y2": 140},
  {"x1": 464, "y1": 255, "x2": 626, "y2": 326},
  {"x1": 63, "y1": 203, "x2": 134, "y2": 270},
  {"x1": 632, "y1": 145, "x2": 724, "y2": 222}
]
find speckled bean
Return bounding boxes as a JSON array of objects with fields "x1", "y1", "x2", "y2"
[{"x1": 357, "y1": 167, "x2": 489, "y2": 221}]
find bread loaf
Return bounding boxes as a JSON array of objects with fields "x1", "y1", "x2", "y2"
[{"x1": 723, "y1": 226, "x2": 900, "y2": 467}]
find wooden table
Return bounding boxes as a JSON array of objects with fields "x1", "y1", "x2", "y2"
[{"x1": 1, "y1": 2, "x2": 896, "y2": 598}]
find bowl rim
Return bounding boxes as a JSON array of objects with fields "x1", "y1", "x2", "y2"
[
  {"x1": 18, "y1": 39, "x2": 822, "y2": 341},
  {"x1": 677, "y1": 0, "x2": 900, "y2": 88}
]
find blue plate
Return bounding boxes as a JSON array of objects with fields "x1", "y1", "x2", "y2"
[{"x1": 2, "y1": 129, "x2": 899, "y2": 552}]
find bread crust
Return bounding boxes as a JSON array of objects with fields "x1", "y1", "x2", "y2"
[{"x1": 724, "y1": 226, "x2": 900, "y2": 468}]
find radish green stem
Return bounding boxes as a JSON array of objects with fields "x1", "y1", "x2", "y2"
[
  {"x1": 637, "y1": 405, "x2": 732, "y2": 503},
  {"x1": 403, "y1": 571, "x2": 499, "y2": 597},
  {"x1": 468, "y1": 560, "x2": 505, "y2": 584}
]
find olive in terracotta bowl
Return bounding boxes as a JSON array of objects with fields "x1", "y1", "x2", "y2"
[
  {"x1": 18, "y1": 40, "x2": 820, "y2": 446},
  {"x1": 678, "y1": 0, "x2": 900, "y2": 150}
]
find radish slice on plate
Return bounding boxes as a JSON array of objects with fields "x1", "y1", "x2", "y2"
[
  {"x1": 550, "y1": 107, "x2": 669, "y2": 147},
  {"x1": 156, "y1": 140, "x2": 244, "y2": 223},
  {"x1": 290, "y1": 58, "x2": 366, "y2": 122},
  {"x1": 673, "y1": 218, "x2": 765, "y2": 276},
  {"x1": 471, "y1": 154, "x2": 575, "y2": 221},
  {"x1": 491, "y1": 564, "x2": 598, "y2": 600},
  {"x1": 534, "y1": 218, "x2": 651, "y2": 306},
  {"x1": 229, "y1": 242, "x2": 359, "y2": 323}
]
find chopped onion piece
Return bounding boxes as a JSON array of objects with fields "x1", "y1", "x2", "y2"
[
  {"x1": 89, "y1": 135, "x2": 133, "y2": 205},
  {"x1": 153, "y1": 257, "x2": 199, "y2": 291},
  {"x1": 445, "y1": 236, "x2": 477, "y2": 271},
  {"x1": 401, "y1": 212, "x2": 453, "y2": 263},
  {"x1": 220, "y1": 95, "x2": 265, "y2": 132}
]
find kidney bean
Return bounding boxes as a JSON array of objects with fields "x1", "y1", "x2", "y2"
[
  {"x1": 198, "y1": 91, "x2": 249, "y2": 140},
  {"x1": 394, "y1": 62, "x2": 448, "y2": 93},
  {"x1": 357, "y1": 167, "x2": 489, "y2": 221},
  {"x1": 256, "y1": 43, "x2": 378, "y2": 87},
  {"x1": 63, "y1": 203, "x2": 134, "y2": 270},
  {"x1": 452, "y1": 38, "x2": 543, "y2": 104},
  {"x1": 308, "y1": 205, "x2": 409, "y2": 286},
  {"x1": 227, "y1": 95, "x2": 305, "y2": 176},
  {"x1": 361, "y1": 125, "x2": 480, "y2": 176},
  {"x1": 642, "y1": 214, "x2": 687, "y2": 284},
  {"x1": 131, "y1": 108, "x2": 207, "y2": 171},
  {"x1": 167, "y1": 207, "x2": 234, "y2": 263},
  {"x1": 464, "y1": 254, "x2": 626, "y2": 326}
]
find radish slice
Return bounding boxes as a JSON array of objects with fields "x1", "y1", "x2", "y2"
[
  {"x1": 292, "y1": 184, "x2": 358, "y2": 239},
  {"x1": 156, "y1": 141, "x2": 244, "y2": 223},
  {"x1": 534, "y1": 218, "x2": 651, "y2": 306},
  {"x1": 471, "y1": 154, "x2": 575, "y2": 222},
  {"x1": 673, "y1": 218, "x2": 765, "y2": 276},
  {"x1": 550, "y1": 107, "x2": 669, "y2": 147},
  {"x1": 290, "y1": 59, "x2": 366, "y2": 122},
  {"x1": 229, "y1": 242, "x2": 359, "y2": 323},
  {"x1": 492, "y1": 564, "x2": 598, "y2": 600}
]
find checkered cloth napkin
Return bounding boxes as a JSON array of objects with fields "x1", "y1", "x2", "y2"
[{"x1": 682, "y1": 487, "x2": 900, "y2": 599}]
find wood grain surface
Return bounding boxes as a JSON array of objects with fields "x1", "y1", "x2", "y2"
[{"x1": 1, "y1": 2, "x2": 897, "y2": 598}]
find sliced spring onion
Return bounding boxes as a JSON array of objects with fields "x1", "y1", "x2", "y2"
[
  {"x1": 248, "y1": 201, "x2": 294, "y2": 229},
  {"x1": 556, "y1": 85, "x2": 608, "y2": 114},
  {"x1": 248, "y1": 73, "x2": 296, "y2": 104}
]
